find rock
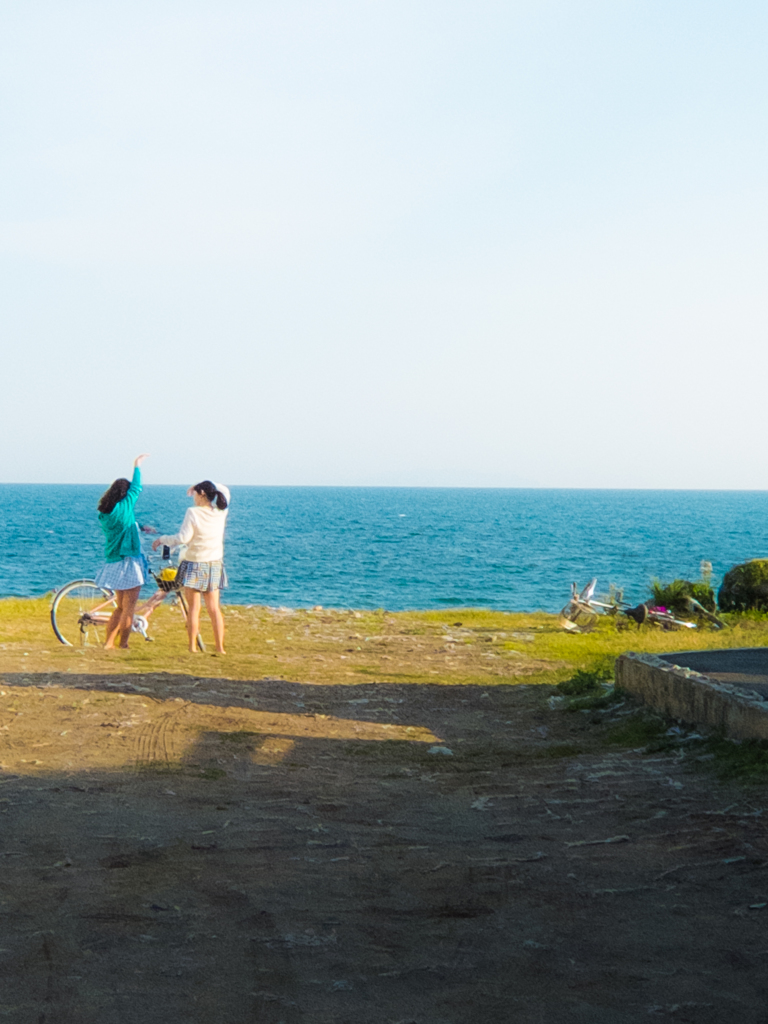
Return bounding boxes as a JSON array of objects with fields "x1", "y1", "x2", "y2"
[{"x1": 718, "y1": 559, "x2": 768, "y2": 611}]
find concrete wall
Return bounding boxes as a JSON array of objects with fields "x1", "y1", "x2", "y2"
[{"x1": 615, "y1": 652, "x2": 768, "y2": 741}]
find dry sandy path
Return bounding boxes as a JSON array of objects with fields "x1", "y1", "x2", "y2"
[{"x1": 0, "y1": 671, "x2": 766, "y2": 1023}]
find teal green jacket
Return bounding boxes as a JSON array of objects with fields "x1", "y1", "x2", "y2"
[{"x1": 98, "y1": 467, "x2": 142, "y2": 562}]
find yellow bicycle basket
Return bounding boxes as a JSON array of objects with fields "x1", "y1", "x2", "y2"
[{"x1": 154, "y1": 566, "x2": 181, "y2": 592}]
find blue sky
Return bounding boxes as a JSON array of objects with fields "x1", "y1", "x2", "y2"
[{"x1": 1, "y1": 1, "x2": 766, "y2": 487}]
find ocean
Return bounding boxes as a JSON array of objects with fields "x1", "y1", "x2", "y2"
[{"x1": 0, "y1": 486, "x2": 766, "y2": 612}]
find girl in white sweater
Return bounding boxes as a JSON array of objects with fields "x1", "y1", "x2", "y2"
[{"x1": 153, "y1": 480, "x2": 230, "y2": 654}]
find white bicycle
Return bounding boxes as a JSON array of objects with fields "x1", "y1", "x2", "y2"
[
  {"x1": 51, "y1": 547, "x2": 205, "y2": 650},
  {"x1": 559, "y1": 579, "x2": 726, "y2": 633}
]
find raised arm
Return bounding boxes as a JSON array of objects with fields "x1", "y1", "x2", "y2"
[
  {"x1": 122, "y1": 454, "x2": 150, "y2": 510},
  {"x1": 153, "y1": 508, "x2": 196, "y2": 551}
]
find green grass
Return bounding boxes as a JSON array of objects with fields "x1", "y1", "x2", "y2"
[
  {"x1": 557, "y1": 668, "x2": 611, "y2": 696},
  {"x1": 605, "y1": 715, "x2": 668, "y2": 748},
  {"x1": 692, "y1": 737, "x2": 768, "y2": 782},
  {"x1": 4, "y1": 596, "x2": 768, "y2": 690}
]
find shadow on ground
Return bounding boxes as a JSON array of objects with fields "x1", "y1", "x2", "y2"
[{"x1": 1, "y1": 673, "x2": 767, "y2": 1023}]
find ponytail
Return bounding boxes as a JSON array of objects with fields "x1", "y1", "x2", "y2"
[{"x1": 192, "y1": 480, "x2": 228, "y2": 511}]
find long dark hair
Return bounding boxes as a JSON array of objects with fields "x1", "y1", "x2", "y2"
[
  {"x1": 193, "y1": 480, "x2": 228, "y2": 511},
  {"x1": 98, "y1": 478, "x2": 130, "y2": 515}
]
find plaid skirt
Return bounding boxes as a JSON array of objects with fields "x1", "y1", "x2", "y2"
[
  {"x1": 94, "y1": 554, "x2": 148, "y2": 591},
  {"x1": 176, "y1": 559, "x2": 228, "y2": 592}
]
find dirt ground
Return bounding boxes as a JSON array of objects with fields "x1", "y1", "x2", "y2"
[{"x1": 0, "y1": 669, "x2": 767, "y2": 1023}]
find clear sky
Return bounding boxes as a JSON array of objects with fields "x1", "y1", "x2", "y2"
[{"x1": 1, "y1": 1, "x2": 766, "y2": 488}]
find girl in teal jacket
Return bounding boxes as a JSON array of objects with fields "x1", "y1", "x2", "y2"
[{"x1": 95, "y1": 454, "x2": 150, "y2": 649}]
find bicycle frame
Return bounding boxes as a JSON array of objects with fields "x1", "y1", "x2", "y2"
[
  {"x1": 76, "y1": 585, "x2": 193, "y2": 641},
  {"x1": 559, "y1": 578, "x2": 726, "y2": 633},
  {"x1": 52, "y1": 538, "x2": 206, "y2": 651}
]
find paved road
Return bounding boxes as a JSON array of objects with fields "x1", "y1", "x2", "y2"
[{"x1": 660, "y1": 647, "x2": 768, "y2": 694}]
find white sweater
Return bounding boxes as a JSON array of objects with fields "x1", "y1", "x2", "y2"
[{"x1": 158, "y1": 484, "x2": 230, "y2": 563}]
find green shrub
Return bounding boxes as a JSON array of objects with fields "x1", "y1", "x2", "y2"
[
  {"x1": 557, "y1": 669, "x2": 609, "y2": 696},
  {"x1": 718, "y1": 560, "x2": 768, "y2": 612},
  {"x1": 650, "y1": 578, "x2": 716, "y2": 614}
]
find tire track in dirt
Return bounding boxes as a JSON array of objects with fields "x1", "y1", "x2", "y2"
[{"x1": 133, "y1": 702, "x2": 189, "y2": 766}]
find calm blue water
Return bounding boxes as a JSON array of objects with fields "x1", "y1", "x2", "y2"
[{"x1": 0, "y1": 486, "x2": 766, "y2": 612}]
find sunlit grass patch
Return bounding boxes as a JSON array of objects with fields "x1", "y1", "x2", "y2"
[
  {"x1": 4, "y1": 597, "x2": 768, "y2": 689},
  {"x1": 419, "y1": 609, "x2": 544, "y2": 629}
]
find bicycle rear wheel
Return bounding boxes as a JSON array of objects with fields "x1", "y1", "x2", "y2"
[{"x1": 51, "y1": 580, "x2": 116, "y2": 647}]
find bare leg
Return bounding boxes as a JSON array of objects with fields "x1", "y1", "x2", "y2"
[
  {"x1": 104, "y1": 591, "x2": 125, "y2": 649},
  {"x1": 118, "y1": 587, "x2": 141, "y2": 648},
  {"x1": 184, "y1": 588, "x2": 202, "y2": 652},
  {"x1": 203, "y1": 589, "x2": 226, "y2": 654}
]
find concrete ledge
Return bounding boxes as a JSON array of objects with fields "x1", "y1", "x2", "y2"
[{"x1": 615, "y1": 651, "x2": 768, "y2": 741}]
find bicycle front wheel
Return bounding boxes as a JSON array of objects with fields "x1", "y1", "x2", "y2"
[{"x1": 51, "y1": 580, "x2": 116, "y2": 647}]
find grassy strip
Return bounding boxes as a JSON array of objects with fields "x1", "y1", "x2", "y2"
[{"x1": 2, "y1": 597, "x2": 768, "y2": 685}]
